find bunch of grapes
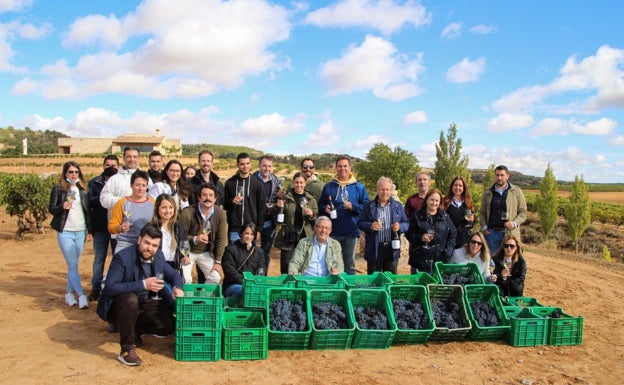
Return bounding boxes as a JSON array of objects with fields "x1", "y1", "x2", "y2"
[
  {"x1": 469, "y1": 300, "x2": 500, "y2": 327},
  {"x1": 269, "y1": 298, "x2": 308, "y2": 331},
  {"x1": 431, "y1": 299, "x2": 465, "y2": 329},
  {"x1": 442, "y1": 273, "x2": 478, "y2": 285},
  {"x1": 312, "y1": 302, "x2": 348, "y2": 330},
  {"x1": 355, "y1": 306, "x2": 389, "y2": 330},
  {"x1": 392, "y1": 298, "x2": 429, "y2": 330}
]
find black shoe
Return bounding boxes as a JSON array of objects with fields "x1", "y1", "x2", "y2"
[
  {"x1": 108, "y1": 323, "x2": 118, "y2": 333},
  {"x1": 135, "y1": 335, "x2": 144, "y2": 347},
  {"x1": 87, "y1": 290, "x2": 100, "y2": 301}
]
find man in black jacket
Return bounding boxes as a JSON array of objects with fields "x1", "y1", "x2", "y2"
[{"x1": 188, "y1": 149, "x2": 224, "y2": 206}]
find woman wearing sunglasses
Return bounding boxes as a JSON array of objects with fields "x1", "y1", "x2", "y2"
[
  {"x1": 491, "y1": 234, "x2": 527, "y2": 296},
  {"x1": 450, "y1": 231, "x2": 492, "y2": 281}
]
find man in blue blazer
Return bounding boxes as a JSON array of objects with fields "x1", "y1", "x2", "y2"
[{"x1": 97, "y1": 223, "x2": 184, "y2": 366}]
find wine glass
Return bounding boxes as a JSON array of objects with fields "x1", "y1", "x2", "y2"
[
  {"x1": 502, "y1": 259, "x2": 512, "y2": 280},
  {"x1": 422, "y1": 229, "x2": 435, "y2": 249},
  {"x1": 236, "y1": 185, "x2": 245, "y2": 204},
  {"x1": 66, "y1": 190, "x2": 76, "y2": 203},
  {"x1": 342, "y1": 188, "x2": 350, "y2": 203},
  {"x1": 376, "y1": 207, "x2": 385, "y2": 228},
  {"x1": 180, "y1": 241, "x2": 190, "y2": 258},
  {"x1": 122, "y1": 206, "x2": 132, "y2": 226},
  {"x1": 202, "y1": 219, "x2": 212, "y2": 238},
  {"x1": 464, "y1": 209, "x2": 472, "y2": 227},
  {"x1": 299, "y1": 197, "x2": 308, "y2": 212},
  {"x1": 488, "y1": 260, "x2": 496, "y2": 282},
  {"x1": 501, "y1": 212, "x2": 509, "y2": 221},
  {"x1": 151, "y1": 272, "x2": 164, "y2": 300}
]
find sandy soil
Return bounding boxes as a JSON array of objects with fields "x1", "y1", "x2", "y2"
[{"x1": 1, "y1": 209, "x2": 623, "y2": 385}]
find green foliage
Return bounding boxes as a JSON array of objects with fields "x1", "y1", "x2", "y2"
[
  {"x1": 182, "y1": 143, "x2": 264, "y2": 159},
  {"x1": 482, "y1": 164, "x2": 495, "y2": 190},
  {"x1": 563, "y1": 175, "x2": 591, "y2": 253},
  {"x1": 356, "y1": 143, "x2": 420, "y2": 198},
  {"x1": 0, "y1": 173, "x2": 56, "y2": 239},
  {"x1": 537, "y1": 164, "x2": 559, "y2": 240},
  {"x1": 0, "y1": 126, "x2": 69, "y2": 156},
  {"x1": 602, "y1": 245, "x2": 612, "y2": 263},
  {"x1": 433, "y1": 123, "x2": 470, "y2": 193}
]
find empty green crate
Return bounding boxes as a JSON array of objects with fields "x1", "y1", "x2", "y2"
[
  {"x1": 309, "y1": 289, "x2": 355, "y2": 350},
  {"x1": 294, "y1": 274, "x2": 346, "y2": 290},
  {"x1": 175, "y1": 329, "x2": 221, "y2": 361},
  {"x1": 242, "y1": 272, "x2": 296, "y2": 308},
  {"x1": 464, "y1": 284, "x2": 510, "y2": 341},
  {"x1": 388, "y1": 285, "x2": 435, "y2": 345},
  {"x1": 177, "y1": 284, "x2": 224, "y2": 330},
  {"x1": 504, "y1": 296, "x2": 546, "y2": 308},
  {"x1": 341, "y1": 272, "x2": 393, "y2": 290},
  {"x1": 349, "y1": 289, "x2": 397, "y2": 349},
  {"x1": 427, "y1": 284, "x2": 472, "y2": 342},
  {"x1": 434, "y1": 262, "x2": 485, "y2": 285},
  {"x1": 504, "y1": 307, "x2": 548, "y2": 347},
  {"x1": 384, "y1": 271, "x2": 438, "y2": 286},
  {"x1": 267, "y1": 288, "x2": 311, "y2": 350},
  {"x1": 530, "y1": 307, "x2": 583, "y2": 346},
  {"x1": 222, "y1": 311, "x2": 268, "y2": 360}
]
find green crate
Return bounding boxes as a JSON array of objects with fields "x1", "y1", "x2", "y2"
[
  {"x1": 530, "y1": 307, "x2": 583, "y2": 346},
  {"x1": 309, "y1": 289, "x2": 355, "y2": 350},
  {"x1": 222, "y1": 311, "x2": 268, "y2": 360},
  {"x1": 242, "y1": 272, "x2": 296, "y2": 308},
  {"x1": 427, "y1": 284, "x2": 472, "y2": 342},
  {"x1": 341, "y1": 272, "x2": 393, "y2": 290},
  {"x1": 464, "y1": 284, "x2": 510, "y2": 341},
  {"x1": 176, "y1": 285, "x2": 224, "y2": 330},
  {"x1": 389, "y1": 285, "x2": 435, "y2": 345},
  {"x1": 384, "y1": 271, "x2": 438, "y2": 286},
  {"x1": 504, "y1": 307, "x2": 548, "y2": 347},
  {"x1": 175, "y1": 329, "x2": 221, "y2": 361},
  {"x1": 294, "y1": 274, "x2": 346, "y2": 290},
  {"x1": 434, "y1": 262, "x2": 485, "y2": 285},
  {"x1": 267, "y1": 288, "x2": 311, "y2": 350},
  {"x1": 349, "y1": 289, "x2": 397, "y2": 349},
  {"x1": 503, "y1": 296, "x2": 546, "y2": 308}
]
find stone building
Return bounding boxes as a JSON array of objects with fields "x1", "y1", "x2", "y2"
[{"x1": 57, "y1": 130, "x2": 181, "y2": 155}]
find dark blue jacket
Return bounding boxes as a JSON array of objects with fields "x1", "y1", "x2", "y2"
[
  {"x1": 358, "y1": 197, "x2": 409, "y2": 262},
  {"x1": 88, "y1": 175, "x2": 108, "y2": 233},
  {"x1": 406, "y1": 208, "x2": 457, "y2": 272},
  {"x1": 318, "y1": 178, "x2": 370, "y2": 237}
]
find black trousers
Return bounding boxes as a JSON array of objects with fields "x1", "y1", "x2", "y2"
[
  {"x1": 280, "y1": 249, "x2": 295, "y2": 275},
  {"x1": 107, "y1": 292, "x2": 175, "y2": 350},
  {"x1": 367, "y1": 243, "x2": 398, "y2": 275}
]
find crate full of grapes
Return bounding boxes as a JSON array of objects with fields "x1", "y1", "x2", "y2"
[
  {"x1": 309, "y1": 289, "x2": 355, "y2": 350},
  {"x1": 530, "y1": 307, "x2": 583, "y2": 346},
  {"x1": 388, "y1": 285, "x2": 435, "y2": 345},
  {"x1": 464, "y1": 284, "x2": 510, "y2": 341},
  {"x1": 294, "y1": 274, "x2": 346, "y2": 290},
  {"x1": 349, "y1": 289, "x2": 397, "y2": 349},
  {"x1": 341, "y1": 271, "x2": 393, "y2": 291},
  {"x1": 427, "y1": 284, "x2": 472, "y2": 342},
  {"x1": 434, "y1": 262, "x2": 485, "y2": 285},
  {"x1": 504, "y1": 307, "x2": 548, "y2": 347},
  {"x1": 266, "y1": 288, "x2": 311, "y2": 350}
]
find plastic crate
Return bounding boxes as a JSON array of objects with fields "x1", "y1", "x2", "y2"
[
  {"x1": 434, "y1": 262, "x2": 485, "y2": 285},
  {"x1": 427, "y1": 284, "x2": 472, "y2": 342},
  {"x1": 464, "y1": 284, "x2": 510, "y2": 341},
  {"x1": 242, "y1": 272, "x2": 296, "y2": 308},
  {"x1": 176, "y1": 284, "x2": 224, "y2": 330},
  {"x1": 530, "y1": 307, "x2": 583, "y2": 346},
  {"x1": 341, "y1": 272, "x2": 393, "y2": 290},
  {"x1": 294, "y1": 274, "x2": 346, "y2": 290},
  {"x1": 222, "y1": 311, "x2": 268, "y2": 360},
  {"x1": 175, "y1": 329, "x2": 221, "y2": 361},
  {"x1": 504, "y1": 296, "x2": 546, "y2": 308},
  {"x1": 349, "y1": 289, "x2": 397, "y2": 349},
  {"x1": 266, "y1": 288, "x2": 311, "y2": 350},
  {"x1": 309, "y1": 289, "x2": 355, "y2": 350},
  {"x1": 504, "y1": 307, "x2": 548, "y2": 347},
  {"x1": 388, "y1": 285, "x2": 435, "y2": 345},
  {"x1": 384, "y1": 271, "x2": 438, "y2": 286}
]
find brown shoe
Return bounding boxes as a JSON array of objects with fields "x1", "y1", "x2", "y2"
[{"x1": 117, "y1": 348, "x2": 142, "y2": 366}]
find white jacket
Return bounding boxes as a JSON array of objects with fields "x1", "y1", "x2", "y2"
[{"x1": 99, "y1": 168, "x2": 153, "y2": 210}]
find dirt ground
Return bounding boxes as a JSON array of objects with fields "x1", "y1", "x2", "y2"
[{"x1": 1, "y1": 209, "x2": 623, "y2": 385}]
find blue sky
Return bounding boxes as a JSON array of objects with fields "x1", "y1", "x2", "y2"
[{"x1": 1, "y1": 0, "x2": 623, "y2": 183}]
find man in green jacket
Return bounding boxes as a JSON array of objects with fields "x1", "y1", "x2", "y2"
[{"x1": 288, "y1": 217, "x2": 344, "y2": 276}]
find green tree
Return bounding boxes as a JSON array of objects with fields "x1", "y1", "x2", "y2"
[
  {"x1": 434, "y1": 123, "x2": 470, "y2": 192},
  {"x1": 536, "y1": 164, "x2": 558, "y2": 241},
  {"x1": 357, "y1": 143, "x2": 420, "y2": 198},
  {"x1": 482, "y1": 164, "x2": 495, "y2": 189},
  {"x1": 563, "y1": 175, "x2": 591, "y2": 253}
]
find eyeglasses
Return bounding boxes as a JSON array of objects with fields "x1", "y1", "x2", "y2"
[
  {"x1": 67, "y1": 170, "x2": 79, "y2": 174},
  {"x1": 503, "y1": 244, "x2": 516, "y2": 249},
  {"x1": 168, "y1": 169, "x2": 182, "y2": 173},
  {"x1": 302, "y1": 165, "x2": 314, "y2": 170},
  {"x1": 470, "y1": 240, "x2": 483, "y2": 246}
]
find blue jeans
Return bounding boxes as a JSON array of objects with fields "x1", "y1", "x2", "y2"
[
  {"x1": 486, "y1": 229, "x2": 505, "y2": 255},
  {"x1": 57, "y1": 230, "x2": 86, "y2": 296},
  {"x1": 91, "y1": 231, "x2": 112, "y2": 291},
  {"x1": 331, "y1": 235, "x2": 358, "y2": 275},
  {"x1": 259, "y1": 224, "x2": 275, "y2": 270},
  {"x1": 224, "y1": 284, "x2": 243, "y2": 298}
]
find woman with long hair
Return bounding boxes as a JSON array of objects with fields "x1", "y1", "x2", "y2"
[
  {"x1": 491, "y1": 234, "x2": 527, "y2": 297},
  {"x1": 48, "y1": 161, "x2": 92, "y2": 309},
  {"x1": 149, "y1": 159, "x2": 190, "y2": 211},
  {"x1": 443, "y1": 176, "x2": 475, "y2": 249},
  {"x1": 450, "y1": 231, "x2": 493, "y2": 281},
  {"x1": 151, "y1": 194, "x2": 188, "y2": 273}
]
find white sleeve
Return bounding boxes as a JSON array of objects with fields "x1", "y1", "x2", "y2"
[{"x1": 100, "y1": 177, "x2": 119, "y2": 210}]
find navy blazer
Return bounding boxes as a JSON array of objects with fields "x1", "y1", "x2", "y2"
[
  {"x1": 96, "y1": 245, "x2": 183, "y2": 321},
  {"x1": 358, "y1": 197, "x2": 409, "y2": 262}
]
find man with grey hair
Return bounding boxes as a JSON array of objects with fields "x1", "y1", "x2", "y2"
[{"x1": 288, "y1": 217, "x2": 344, "y2": 276}]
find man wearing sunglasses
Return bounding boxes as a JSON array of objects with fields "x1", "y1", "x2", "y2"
[{"x1": 299, "y1": 158, "x2": 324, "y2": 201}]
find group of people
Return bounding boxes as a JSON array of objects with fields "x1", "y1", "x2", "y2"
[{"x1": 48, "y1": 147, "x2": 528, "y2": 366}]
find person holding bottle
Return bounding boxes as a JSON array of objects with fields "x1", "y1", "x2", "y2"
[
  {"x1": 491, "y1": 234, "x2": 527, "y2": 297},
  {"x1": 49, "y1": 161, "x2": 93, "y2": 309},
  {"x1": 358, "y1": 176, "x2": 409, "y2": 274},
  {"x1": 443, "y1": 176, "x2": 476, "y2": 249},
  {"x1": 274, "y1": 172, "x2": 318, "y2": 274},
  {"x1": 221, "y1": 223, "x2": 266, "y2": 298}
]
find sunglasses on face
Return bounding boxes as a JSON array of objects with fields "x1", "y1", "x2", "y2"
[
  {"x1": 67, "y1": 170, "x2": 79, "y2": 174},
  {"x1": 470, "y1": 240, "x2": 483, "y2": 246},
  {"x1": 503, "y1": 244, "x2": 516, "y2": 249},
  {"x1": 302, "y1": 165, "x2": 314, "y2": 170}
]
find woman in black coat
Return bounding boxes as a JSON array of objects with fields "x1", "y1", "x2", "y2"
[{"x1": 221, "y1": 223, "x2": 265, "y2": 298}]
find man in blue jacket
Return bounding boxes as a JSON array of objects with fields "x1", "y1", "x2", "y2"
[{"x1": 96, "y1": 223, "x2": 184, "y2": 366}]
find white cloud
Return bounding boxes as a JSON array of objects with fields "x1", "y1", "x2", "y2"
[
  {"x1": 469, "y1": 25, "x2": 496, "y2": 34},
  {"x1": 305, "y1": 0, "x2": 432, "y2": 35},
  {"x1": 487, "y1": 113, "x2": 533, "y2": 132},
  {"x1": 529, "y1": 117, "x2": 616, "y2": 137},
  {"x1": 611, "y1": 136, "x2": 624, "y2": 147},
  {"x1": 240, "y1": 113, "x2": 303, "y2": 137},
  {"x1": 320, "y1": 34, "x2": 425, "y2": 101},
  {"x1": 0, "y1": 20, "x2": 50, "y2": 73},
  {"x1": 402, "y1": 110, "x2": 428, "y2": 125},
  {"x1": 0, "y1": 0, "x2": 32, "y2": 12},
  {"x1": 352, "y1": 135, "x2": 388, "y2": 150},
  {"x1": 306, "y1": 119, "x2": 341, "y2": 150},
  {"x1": 445, "y1": 57, "x2": 486, "y2": 84},
  {"x1": 13, "y1": 0, "x2": 292, "y2": 99},
  {"x1": 441, "y1": 22, "x2": 462, "y2": 40}
]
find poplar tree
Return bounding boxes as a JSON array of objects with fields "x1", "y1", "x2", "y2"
[
  {"x1": 564, "y1": 175, "x2": 591, "y2": 253},
  {"x1": 434, "y1": 123, "x2": 470, "y2": 192},
  {"x1": 537, "y1": 164, "x2": 558, "y2": 241},
  {"x1": 482, "y1": 164, "x2": 495, "y2": 189}
]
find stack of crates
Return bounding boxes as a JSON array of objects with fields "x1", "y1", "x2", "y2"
[
  {"x1": 175, "y1": 284, "x2": 224, "y2": 361},
  {"x1": 242, "y1": 272, "x2": 296, "y2": 309},
  {"x1": 504, "y1": 307, "x2": 549, "y2": 347}
]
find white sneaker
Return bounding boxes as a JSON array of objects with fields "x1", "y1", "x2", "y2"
[
  {"x1": 65, "y1": 293, "x2": 77, "y2": 307},
  {"x1": 78, "y1": 295, "x2": 89, "y2": 309}
]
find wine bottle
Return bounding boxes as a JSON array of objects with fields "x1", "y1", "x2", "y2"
[
  {"x1": 277, "y1": 203, "x2": 284, "y2": 223},
  {"x1": 391, "y1": 230, "x2": 401, "y2": 250},
  {"x1": 328, "y1": 195, "x2": 337, "y2": 219}
]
